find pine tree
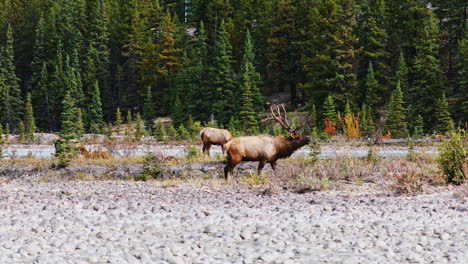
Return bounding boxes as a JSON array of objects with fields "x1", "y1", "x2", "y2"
[
  {"x1": 367, "y1": 105, "x2": 375, "y2": 135},
  {"x1": 227, "y1": 116, "x2": 240, "y2": 137},
  {"x1": 30, "y1": 13, "x2": 47, "y2": 99},
  {"x1": 360, "y1": 103, "x2": 368, "y2": 137},
  {"x1": 87, "y1": 81, "x2": 104, "y2": 134},
  {"x1": 115, "y1": 107, "x2": 122, "y2": 135},
  {"x1": 76, "y1": 108, "x2": 84, "y2": 138},
  {"x1": 60, "y1": 91, "x2": 77, "y2": 139},
  {"x1": 267, "y1": 0, "x2": 299, "y2": 103},
  {"x1": 456, "y1": 28, "x2": 467, "y2": 123},
  {"x1": 186, "y1": 115, "x2": 195, "y2": 138},
  {"x1": 365, "y1": 62, "x2": 380, "y2": 114},
  {"x1": 33, "y1": 62, "x2": 52, "y2": 131},
  {"x1": 134, "y1": 112, "x2": 143, "y2": 140},
  {"x1": 18, "y1": 121, "x2": 25, "y2": 143},
  {"x1": 0, "y1": 25, "x2": 23, "y2": 130},
  {"x1": 410, "y1": 10, "x2": 444, "y2": 130},
  {"x1": 154, "y1": 120, "x2": 165, "y2": 141},
  {"x1": 413, "y1": 114, "x2": 424, "y2": 138},
  {"x1": 434, "y1": 93, "x2": 454, "y2": 135},
  {"x1": 0, "y1": 124, "x2": 3, "y2": 141},
  {"x1": 357, "y1": 0, "x2": 391, "y2": 96},
  {"x1": 171, "y1": 95, "x2": 184, "y2": 129},
  {"x1": 395, "y1": 50, "x2": 409, "y2": 100},
  {"x1": 166, "y1": 122, "x2": 177, "y2": 141},
  {"x1": 384, "y1": 82, "x2": 408, "y2": 138},
  {"x1": 323, "y1": 95, "x2": 337, "y2": 124},
  {"x1": 126, "y1": 110, "x2": 132, "y2": 135},
  {"x1": 238, "y1": 30, "x2": 263, "y2": 113},
  {"x1": 178, "y1": 124, "x2": 190, "y2": 141},
  {"x1": 209, "y1": 19, "x2": 235, "y2": 125},
  {"x1": 239, "y1": 76, "x2": 259, "y2": 135},
  {"x1": 143, "y1": 86, "x2": 155, "y2": 133},
  {"x1": 24, "y1": 93, "x2": 36, "y2": 141}
]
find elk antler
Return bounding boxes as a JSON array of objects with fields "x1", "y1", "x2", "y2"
[{"x1": 261, "y1": 104, "x2": 294, "y2": 132}]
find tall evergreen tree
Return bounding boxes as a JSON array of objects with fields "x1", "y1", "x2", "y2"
[
  {"x1": 239, "y1": 72, "x2": 259, "y2": 134},
  {"x1": 323, "y1": 95, "x2": 337, "y2": 124},
  {"x1": 60, "y1": 91, "x2": 77, "y2": 139},
  {"x1": 456, "y1": 27, "x2": 468, "y2": 123},
  {"x1": 384, "y1": 82, "x2": 408, "y2": 138},
  {"x1": 210, "y1": 20, "x2": 235, "y2": 125},
  {"x1": 410, "y1": 10, "x2": 444, "y2": 129},
  {"x1": 115, "y1": 107, "x2": 122, "y2": 135},
  {"x1": 143, "y1": 86, "x2": 156, "y2": 132},
  {"x1": 357, "y1": 0, "x2": 391, "y2": 96},
  {"x1": 434, "y1": 93, "x2": 454, "y2": 135},
  {"x1": 238, "y1": 30, "x2": 263, "y2": 113},
  {"x1": 87, "y1": 81, "x2": 105, "y2": 134},
  {"x1": 171, "y1": 95, "x2": 184, "y2": 129},
  {"x1": 0, "y1": 25, "x2": 23, "y2": 130},
  {"x1": 365, "y1": 62, "x2": 380, "y2": 115},
  {"x1": 24, "y1": 93, "x2": 36, "y2": 141},
  {"x1": 267, "y1": 0, "x2": 299, "y2": 103},
  {"x1": 395, "y1": 50, "x2": 409, "y2": 100}
]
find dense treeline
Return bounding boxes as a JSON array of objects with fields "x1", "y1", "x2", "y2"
[{"x1": 0, "y1": 0, "x2": 466, "y2": 138}]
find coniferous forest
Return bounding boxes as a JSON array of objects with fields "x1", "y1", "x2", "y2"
[{"x1": 0, "y1": 0, "x2": 466, "y2": 138}]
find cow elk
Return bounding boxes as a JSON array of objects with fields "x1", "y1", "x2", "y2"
[
  {"x1": 199, "y1": 127, "x2": 233, "y2": 155},
  {"x1": 224, "y1": 104, "x2": 310, "y2": 180}
]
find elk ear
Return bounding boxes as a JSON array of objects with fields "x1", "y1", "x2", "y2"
[{"x1": 290, "y1": 130, "x2": 300, "y2": 139}]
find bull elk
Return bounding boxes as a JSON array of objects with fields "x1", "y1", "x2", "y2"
[
  {"x1": 199, "y1": 127, "x2": 233, "y2": 155},
  {"x1": 224, "y1": 104, "x2": 310, "y2": 180}
]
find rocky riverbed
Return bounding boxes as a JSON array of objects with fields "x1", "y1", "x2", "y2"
[{"x1": 0, "y1": 179, "x2": 466, "y2": 264}]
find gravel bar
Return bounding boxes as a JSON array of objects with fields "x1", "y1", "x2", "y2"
[{"x1": 0, "y1": 180, "x2": 466, "y2": 264}]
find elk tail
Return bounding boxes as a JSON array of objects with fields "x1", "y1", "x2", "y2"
[{"x1": 199, "y1": 128, "x2": 207, "y2": 143}]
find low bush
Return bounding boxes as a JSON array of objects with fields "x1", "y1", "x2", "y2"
[
  {"x1": 136, "y1": 151, "x2": 162, "y2": 181},
  {"x1": 437, "y1": 129, "x2": 467, "y2": 184}
]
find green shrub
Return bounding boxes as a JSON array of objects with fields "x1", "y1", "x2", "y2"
[
  {"x1": 137, "y1": 152, "x2": 162, "y2": 181},
  {"x1": 406, "y1": 137, "x2": 416, "y2": 162},
  {"x1": 54, "y1": 139, "x2": 79, "y2": 168},
  {"x1": 437, "y1": 129, "x2": 467, "y2": 184},
  {"x1": 308, "y1": 128, "x2": 321, "y2": 165},
  {"x1": 186, "y1": 145, "x2": 199, "y2": 161}
]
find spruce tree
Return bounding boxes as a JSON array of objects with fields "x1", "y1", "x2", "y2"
[
  {"x1": 323, "y1": 95, "x2": 337, "y2": 124},
  {"x1": 18, "y1": 121, "x2": 25, "y2": 143},
  {"x1": 0, "y1": 25, "x2": 23, "y2": 130},
  {"x1": 134, "y1": 113, "x2": 143, "y2": 140},
  {"x1": 360, "y1": 103, "x2": 368, "y2": 137},
  {"x1": 238, "y1": 30, "x2": 263, "y2": 113},
  {"x1": 76, "y1": 108, "x2": 84, "y2": 138},
  {"x1": 367, "y1": 105, "x2": 375, "y2": 136},
  {"x1": 87, "y1": 81, "x2": 104, "y2": 134},
  {"x1": 24, "y1": 93, "x2": 36, "y2": 141},
  {"x1": 0, "y1": 124, "x2": 3, "y2": 141},
  {"x1": 126, "y1": 110, "x2": 132, "y2": 136},
  {"x1": 456, "y1": 28, "x2": 467, "y2": 123},
  {"x1": 395, "y1": 50, "x2": 409, "y2": 100},
  {"x1": 60, "y1": 91, "x2": 77, "y2": 139},
  {"x1": 357, "y1": 0, "x2": 391, "y2": 96},
  {"x1": 143, "y1": 87, "x2": 156, "y2": 133},
  {"x1": 239, "y1": 71, "x2": 259, "y2": 134},
  {"x1": 384, "y1": 82, "x2": 408, "y2": 138},
  {"x1": 166, "y1": 123, "x2": 177, "y2": 141},
  {"x1": 171, "y1": 95, "x2": 184, "y2": 129},
  {"x1": 434, "y1": 93, "x2": 454, "y2": 135},
  {"x1": 154, "y1": 120, "x2": 165, "y2": 141},
  {"x1": 410, "y1": 11, "x2": 444, "y2": 130},
  {"x1": 210, "y1": 20, "x2": 235, "y2": 125},
  {"x1": 178, "y1": 124, "x2": 190, "y2": 141},
  {"x1": 115, "y1": 107, "x2": 122, "y2": 135},
  {"x1": 365, "y1": 62, "x2": 380, "y2": 114},
  {"x1": 227, "y1": 116, "x2": 240, "y2": 137},
  {"x1": 413, "y1": 114, "x2": 424, "y2": 139}
]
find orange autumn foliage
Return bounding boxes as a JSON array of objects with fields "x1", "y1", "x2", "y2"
[
  {"x1": 324, "y1": 118, "x2": 336, "y2": 136},
  {"x1": 338, "y1": 112, "x2": 360, "y2": 139}
]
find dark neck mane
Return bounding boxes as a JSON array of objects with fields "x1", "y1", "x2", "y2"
[{"x1": 274, "y1": 136, "x2": 305, "y2": 159}]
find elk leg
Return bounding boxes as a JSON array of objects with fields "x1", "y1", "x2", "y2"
[
  {"x1": 270, "y1": 161, "x2": 277, "y2": 170},
  {"x1": 257, "y1": 160, "x2": 266, "y2": 174},
  {"x1": 224, "y1": 154, "x2": 241, "y2": 180}
]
